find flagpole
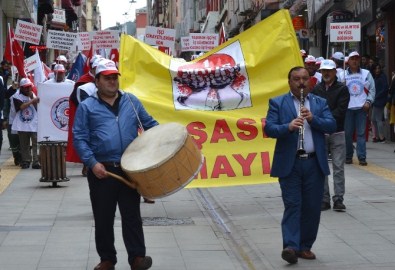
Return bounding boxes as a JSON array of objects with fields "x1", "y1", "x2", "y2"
[{"x1": 7, "y1": 23, "x2": 16, "y2": 81}]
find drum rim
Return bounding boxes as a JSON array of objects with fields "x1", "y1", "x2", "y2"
[
  {"x1": 140, "y1": 153, "x2": 204, "y2": 199},
  {"x1": 121, "y1": 131, "x2": 189, "y2": 173}
]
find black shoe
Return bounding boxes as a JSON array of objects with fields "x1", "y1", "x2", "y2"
[
  {"x1": 93, "y1": 260, "x2": 115, "y2": 270},
  {"x1": 345, "y1": 159, "x2": 353, "y2": 164},
  {"x1": 321, "y1": 202, "x2": 331, "y2": 211},
  {"x1": 131, "y1": 256, "x2": 152, "y2": 270},
  {"x1": 32, "y1": 163, "x2": 41, "y2": 169},
  {"x1": 359, "y1": 159, "x2": 368, "y2": 166},
  {"x1": 14, "y1": 158, "x2": 20, "y2": 166},
  {"x1": 281, "y1": 248, "x2": 298, "y2": 264},
  {"x1": 333, "y1": 200, "x2": 346, "y2": 211},
  {"x1": 20, "y1": 163, "x2": 30, "y2": 169}
]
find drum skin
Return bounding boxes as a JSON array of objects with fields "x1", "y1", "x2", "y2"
[{"x1": 121, "y1": 122, "x2": 203, "y2": 199}]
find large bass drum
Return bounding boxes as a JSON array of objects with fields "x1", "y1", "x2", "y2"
[{"x1": 120, "y1": 122, "x2": 203, "y2": 199}]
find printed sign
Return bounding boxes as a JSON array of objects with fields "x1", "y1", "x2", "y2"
[
  {"x1": 189, "y1": 33, "x2": 219, "y2": 52},
  {"x1": 181, "y1": 36, "x2": 192, "y2": 52},
  {"x1": 91, "y1": 30, "x2": 120, "y2": 50},
  {"x1": 24, "y1": 52, "x2": 41, "y2": 73},
  {"x1": 52, "y1": 8, "x2": 66, "y2": 25},
  {"x1": 74, "y1": 32, "x2": 91, "y2": 51},
  {"x1": 14, "y1": 20, "x2": 43, "y2": 45},
  {"x1": 330, "y1": 22, "x2": 361, "y2": 42},
  {"x1": 145, "y1": 26, "x2": 176, "y2": 49},
  {"x1": 46, "y1": 30, "x2": 78, "y2": 51}
]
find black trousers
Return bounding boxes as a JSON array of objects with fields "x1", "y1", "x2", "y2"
[{"x1": 87, "y1": 166, "x2": 146, "y2": 265}]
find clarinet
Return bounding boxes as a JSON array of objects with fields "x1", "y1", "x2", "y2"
[{"x1": 296, "y1": 88, "x2": 306, "y2": 155}]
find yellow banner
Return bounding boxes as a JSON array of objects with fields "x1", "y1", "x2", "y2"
[{"x1": 119, "y1": 10, "x2": 303, "y2": 187}]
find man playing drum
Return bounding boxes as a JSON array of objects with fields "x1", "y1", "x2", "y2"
[{"x1": 73, "y1": 59, "x2": 158, "y2": 270}]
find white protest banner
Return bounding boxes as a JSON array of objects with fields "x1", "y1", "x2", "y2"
[
  {"x1": 51, "y1": 8, "x2": 66, "y2": 26},
  {"x1": 330, "y1": 22, "x2": 361, "y2": 42},
  {"x1": 145, "y1": 26, "x2": 176, "y2": 48},
  {"x1": 189, "y1": 33, "x2": 219, "y2": 51},
  {"x1": 181, "y1": 36, "x2": 192, "y2": 52},
  {"x1": 46, "y1": 30, "x2": 78, "y2": 51},
  {"x1": 91, "y1": 30, "x2": 120, "y2": 50},
  {"x1": 24, "y1": 52, "x2": 41, "y2": 73},
  {"x1": 14, "y1": 20, "x2": 43, "y2": 45},
  {"x1": 74, "y1": 32, "x2": 91, "y2": 51},
  {"x1": 37, "y1": 82, "x2": 74, "y2": 142}
]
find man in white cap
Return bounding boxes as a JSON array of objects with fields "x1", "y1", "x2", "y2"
[
  {"x1": 44, "y1": 64, "x2": 75, "y2": 84},
  {"x1": 344, "y1": 51, "x2": 376, "y2": 166},
  {"x1": 66, "y1": 55, "x2": 103, "y2": 176},
  {"x1": 73, "y1": 60, "x2": 156, "y2": 270},
  {"x1": 313, "y1": 59, "x2": 350, "y2": 211},
  {"x1": 304, "y1": 55, "x2": 322, "y2": 90},
  {"x1": 12, "y1": 78, "x2": 40, "y2": 169},
  {"x1": 331, "y1": 52, "x2": 346, "y2": 83}
]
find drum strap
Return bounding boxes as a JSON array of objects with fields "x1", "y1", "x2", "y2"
[{"x1": 125, "y1": 93, "x2": 144, "y2": 133}]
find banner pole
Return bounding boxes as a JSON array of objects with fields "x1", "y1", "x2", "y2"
[{"x1": 7, "y1": 23, "x2": 16, "y2": 81}]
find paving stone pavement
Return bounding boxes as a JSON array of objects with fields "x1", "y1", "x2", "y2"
[{"x1": 1, "y1": 130, "x2": 395, "y2": 270}]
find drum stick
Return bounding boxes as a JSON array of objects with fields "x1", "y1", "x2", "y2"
[{"x1": 106, "y1": 172, "x2": 137, "y2": 189}]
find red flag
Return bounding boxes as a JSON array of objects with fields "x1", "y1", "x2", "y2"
[
  {"x1": 83, "y1": 41, "x2": 94, "y2": 73},
  {"x1": 109, "y1": 48, "x2": 119, "y2": 67},
  {"x1": 4, "y1": 28, "x2": 27, "y2": 78},
  {"x1": 219, "y1": 23, "x2": 226, "y2": 45}
]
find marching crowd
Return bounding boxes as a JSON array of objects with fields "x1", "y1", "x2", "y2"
[{"x1": 1, "y1": 48, "x2": 395, "y2": 269}]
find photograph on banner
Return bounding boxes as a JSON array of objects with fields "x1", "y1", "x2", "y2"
[
  {"x1": 171, "y1": 41, "x2": 251, "y2": 111},
  {"x1": 37, "y1": 83, "x2": 74, "y2": 142},
  {"x1": 119, "y1": 10, "x2": 302, "y2": 187}
]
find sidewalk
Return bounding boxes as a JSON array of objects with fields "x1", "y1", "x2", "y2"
[{"x1": 1, "y1": 131, "x2": 395, "y2": 269}]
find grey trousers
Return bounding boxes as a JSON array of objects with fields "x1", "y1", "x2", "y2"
[
  {"x1": 323, "y1": 132, "x2": 346, "y2": 203},
  {"x1": 18, "y1": 131, "x2": 39, "y2": 165}
]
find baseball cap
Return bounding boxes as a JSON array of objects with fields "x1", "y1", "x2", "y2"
[
  {"x1": 92, "y1": 57, "x2": 104, "y2": 69},
  {"x1": 95, "y1": 60, "x2": 120, "y2": 76},
  {"x1": 319, "y1": 59, "x2": 336, "y2": 70},
  {"x1": 53, "y1": 64, "x2": 66, "y2": 73},
  {"x1": 90, "y1": 55, "x2": 102, "y2": 64},
  {"x1": 20, "y1": 78, "x2": 33, "y2": 87},
  {"x1": 332, "y1": 52, "x2": 345, "y2": 61},
  {"x1": 304, "y1": 55, "x2": 316, "y2": 63},
  {"x1": 348, "y1": 51, "x2": 360, "y2": 58},
  {"x1": 300, "y1": 49, "x2": 307, "y2": 57},
  {"x1": 56, "y1": 55, "x2": 68, "y2": 62},
  {"x1": 316, "y1": 56, "x2": 324, "y2": 65}
]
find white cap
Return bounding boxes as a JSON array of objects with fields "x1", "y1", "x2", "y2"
[
  {"x1": 332, "y1": 52, "x2": 345, "y2": 61},
  {"x1": 56, "y1": 55, "x2": 68, "y2": 62},
  {"x1": 300, "y1": 49, "x2": 307, "y2": 57},
  {"x1": 53, "y1": 64, "x2": 66, "y2": 73},
  {"x1": 319, "y1": 59, "x2": 336, "y2": 70},
  {"x1": 304, "y1": 55, "x2": 316, "y2": 63},
  {"x1": 95, "y1": 60, "x2": 120, "y2": 76},
  {"x1": 90, "y1": 55, "x2": 102, "y2": 64},
  {"x1": 348, "y1": 51, "x2": 360, "y2": 58},
  {"x1": 92, "y1": 57, "x2": 105, "y2": 69},
  {"x1": 316, "y1": 56, "x2": 324, "y2": 65},
  {"x1": 20, "y1": 78, "x2": 33, "y2": 87}
]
